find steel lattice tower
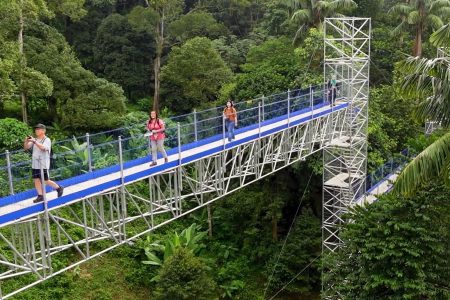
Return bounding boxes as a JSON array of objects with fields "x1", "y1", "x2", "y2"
[{"x1": 322, "y1": 18, "x2": 371, "y2": 252}]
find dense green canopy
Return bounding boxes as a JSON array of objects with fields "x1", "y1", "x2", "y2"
[{"x1": 0, "y1": 0, "x2": 449, "y2": 299}]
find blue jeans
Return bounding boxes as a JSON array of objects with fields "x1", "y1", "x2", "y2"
[{"x1": 225, "y1": 119, "x2": 235, "y2": 141}]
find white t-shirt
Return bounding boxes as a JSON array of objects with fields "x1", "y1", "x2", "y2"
[{"x1": 30, "y1": 137, "x2": 51, "y2": 170}]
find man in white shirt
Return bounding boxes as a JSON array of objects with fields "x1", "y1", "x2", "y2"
[{"x1": 24, "y1": 124, "x2": 64, "y2": 203}]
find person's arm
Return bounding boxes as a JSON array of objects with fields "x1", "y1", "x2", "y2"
[{"x1": 23, "y1": 137, "x2": 33, "y2": 150}]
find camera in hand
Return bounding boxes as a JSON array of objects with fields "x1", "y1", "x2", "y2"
[{"x1": 27, "y1": 135, "x2": 33, "y2": 139}]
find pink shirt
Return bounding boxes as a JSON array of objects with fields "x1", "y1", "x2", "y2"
[{"x1": 146, "y1": 119, "x2": 166, "y2": 141}]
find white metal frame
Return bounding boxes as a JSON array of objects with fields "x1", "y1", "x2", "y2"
[
  {"x1": 321, "y1": 17, "x2": 371, "y2": 299},
  {"x1": 322, "y1": 18, "x2": 371, "y2": 252},
  {"x1": 0, "y1": 99, "x2": 348, "y2": 299}
]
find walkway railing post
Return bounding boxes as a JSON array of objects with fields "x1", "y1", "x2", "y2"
[
  {"x1": 256, "y1": 102, "x2": 262, "y2": 177},
  {"x1": 193, "y1": 109, "x2": 198, "y2": 142},
  {"x1": 287, "y1": 89, "x2": 291, "y2": 127},
  {"x1": 177, "y1": 122, "x2": 183, "y2": 213},
  {"x1": 310, "y1": 85, "x2": 313, "y2": 119},
  {"x1": 118, "y1": 136, "x2": 127, "y2": 241},
  {"x1": 222, "y1": 113, "x2": 226, "y2": 150},
  {"x1": 118, "y1": 136, "x2": 124, "y2": 183},
  {"x1": 86, "y1": 133, "x2": 92, "y2": 172},
  {"x1": 258, "y1": 102, "x2": 262, "y2": 138},
  {"x1": 261, "y1": 95, "x2": 265, "y2": 121},
  {"x1": 177, "y1": 122, "x2": 182, "y2": 165},
  {"x1": 6, "y1": 150, "x2": 14, "y2": 195}
]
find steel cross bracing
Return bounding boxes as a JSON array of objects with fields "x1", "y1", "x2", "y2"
[
  {"x1": 322, "y1": 17, "x2": 371, "y2": 253},
  {"x1": 0, "y1": 102, "x2": 347, "y2": 298}
]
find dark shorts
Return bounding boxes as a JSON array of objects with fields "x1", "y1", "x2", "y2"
[{"x1": 32, "y1": 169, "x2": 49, "y2": 180}]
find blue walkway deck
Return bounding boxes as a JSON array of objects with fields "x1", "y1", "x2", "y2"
[{"x1": 0, "y1": 94, "x2": 348, "y2": 227}]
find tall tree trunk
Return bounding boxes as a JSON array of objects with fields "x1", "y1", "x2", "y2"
[
  {"x1": 153, "y1": 23, "x2": 162, "y2": 113},
  {"x1": 271, "y1": 215, "x2": 278, "y2": 241},
  {"x1": 413, "y1": 25, "x2": 423, "y2": 57},
  {"x1": 271, "y1": 190, "x2": 278, "y2": 241},
  {"x1": 48, "y1": 97, "x2": 58, "y2": 123},
  {"x1": 413, "y1": 0, "x2": 424, "y2": 57},
  {"x1": 153, "y1": 53, "x2": 161, "y2": 112},
  {"x1": 153, "y1": 9, "x2": 165, "y2": 113},
  {"x1": 18, "y1": 1, "x2": 28, "y2": 124},
  {"x1": 207, "y1": 204, "x2": 213, "y2": 237}
]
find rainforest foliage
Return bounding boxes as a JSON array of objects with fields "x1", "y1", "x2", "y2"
[{"x1": 1, "y1": 0, "x2": 449, "y2": 299}]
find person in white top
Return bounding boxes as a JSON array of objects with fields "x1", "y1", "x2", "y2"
[{"x1": 24, "y1": 124, "x2": 64, "y2": 203}]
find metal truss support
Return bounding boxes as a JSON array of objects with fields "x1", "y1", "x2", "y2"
[
  {"x1": 322, "y1": 18, "x2": 371, "y2": 251},
  {"x1": 321, "y1": 17, "x2": 371, "y2": 298},
  {"x1": 0, "y1": 108, "x2": 347, "y2": 299}
]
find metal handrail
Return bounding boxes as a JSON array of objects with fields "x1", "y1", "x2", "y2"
[{"x1": 0, "y1": 83, "x2": 340, "y2": 196}]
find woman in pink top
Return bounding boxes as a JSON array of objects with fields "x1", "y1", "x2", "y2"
[{"x1": 146, "y1": 111, "x2": 168, "y2": 166}]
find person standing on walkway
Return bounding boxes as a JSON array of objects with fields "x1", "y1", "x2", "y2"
[
  {"x1": 24, "y1": 124, "x2": 64, "y2": 203},
  {"x1": 147, "y1": 110, "x2": 169, "y2": 166},
  {"x1": 223, "y1": 100, "x2": 238, "y2": 142},
  {"x1": 327, "y1": 75, "x2": 337, "y2": 107}
]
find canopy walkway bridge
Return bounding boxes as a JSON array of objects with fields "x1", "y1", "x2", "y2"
[{"x1": 0, "y1": 17, "x2": 408, "y2": 299}]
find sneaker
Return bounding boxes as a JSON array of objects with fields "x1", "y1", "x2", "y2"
[
  {"x1": 150, "y1": 162, "x2": 157, "y2": 167},
  {"x1": 33, "y1": 195, "x2": 44, "y2": 203},
  {"x1": 57, "y1": 185, "x2": 64, "y2": 197},
  {"x1": 164, "y1": 158, "x2": 169, "y2": 163}
]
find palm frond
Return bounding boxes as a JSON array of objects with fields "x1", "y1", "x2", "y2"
[
  {"x1": 429, "y1": 0, "x2": 450, "y2": 13},
  {"x1": 316, "y1": 0, "x2": 332, "y2": 10},
  {"x1": 297, "y1": 0, "x2": 310, "y2": 8},
  {"x1": 440, "y1": 153, "x2": 450, "y2": 186},
  {"x1": 398, "y1": 56, "x2": 450, "y2": 126},
  {"x1": 393, "y1": 131, "x2": 450, "y2": 195},
  {"x1": 437, "y1": 7, "x2": 450, "y2": 19},
  {"x1": 292, "y1": 24, "x2": 307, "y2": 45},
  {"x1": 332, "y1": 12, "x2": 346, "y2": 18},
  {"x1": 430, "y1": 23, "x2": 450, "y2": 47},
  {"x1": 391, "y1": 21, "x2": 410, "y2": 37},
  {"x1": 329, "y1": 0, "x2": 357, "y2": 11},
  {"x1": 291, "y1": 8, "x2": 311, "y2": 23},
  {"x1": 426, "y1": 14, "x2": 444, "y2": 30},
  {"x1": 389, "y1": 4, "x2": 412, "y2": 16},
  {"x1": 407, "y1": 10, "x2": 420, "y2": 25},
  {"x1": 284, "y1": 0, "x2": 303, "y2": 10},
  {"x1": 415, "y1": 92, "x2": 450, "y2": 126}
]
